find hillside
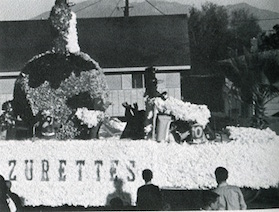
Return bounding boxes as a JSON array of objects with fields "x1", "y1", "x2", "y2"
[
  {"x1": 33, "y1": 0, "x2": 279, "y2": 31},
  {"x1": 226, "y1": 3, "x2": 279, "y2": 31}
]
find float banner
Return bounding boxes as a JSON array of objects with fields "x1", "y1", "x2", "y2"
[{"x1": 0, "y1": 135, "x2": 279, "y2": 207}]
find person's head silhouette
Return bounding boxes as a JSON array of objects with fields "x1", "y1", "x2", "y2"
[
  {"x1": 142, "y1": 169, "x2": 153, "y2": 183},
  {"x1": 215, "y1": 167, "x2": 228, "y2": 184}
]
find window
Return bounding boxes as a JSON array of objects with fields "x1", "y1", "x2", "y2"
[{"x1": 132, "y1": 73, "x2": 144, "y2": 88}]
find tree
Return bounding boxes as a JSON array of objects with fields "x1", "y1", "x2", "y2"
[
  {"x1": 228, "y1": 9, "x2": 262, "y2": 55},
  {"x1": 188, "y1": 3, "x2": 230, "y2": 73},
  {"x1": 220, "y1": 48, "x2": 279, "y2": 128},
  {"x1": 258, "y1": 24, "x2": 279, "y2": 51}
]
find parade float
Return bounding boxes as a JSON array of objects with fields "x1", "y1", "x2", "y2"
[{"x1": 0, "y1": 0, "x2": 278, "y2": 208}]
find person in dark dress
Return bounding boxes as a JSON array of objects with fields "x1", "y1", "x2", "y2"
[{"x1": 136, "y1": 169, "x2": 162, "y2": 211}]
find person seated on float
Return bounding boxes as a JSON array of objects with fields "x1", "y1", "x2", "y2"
[
  {"x1": 33, "y1": 110, "x2": 60, "y2": 139},
  {"x1": 170, "y1": 120, "x2": 192, "y2": 143},
  {"x1": 1, "y1": 101, "x2": 17, "y2": 130},
  {"x1": 144, "y1": 67, "x2": 161, "y2": 99}
]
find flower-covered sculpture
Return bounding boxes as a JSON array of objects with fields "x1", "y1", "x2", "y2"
[
  {"x1": 13, "y1": 0, "x2": 109, "y2": 139},
  {"x1": 154, "y1": 96, "x2": 211, "y2": 128}
]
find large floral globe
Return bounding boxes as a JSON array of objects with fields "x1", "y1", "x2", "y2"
[{"x1": 13, "y1": 1, "x2": 109, "y2": 139}]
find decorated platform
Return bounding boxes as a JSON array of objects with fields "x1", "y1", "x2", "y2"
[
  {"x1": 0, "y1": 127, "x2": 278, "y2": 207},
  {"x1": 0, "y1": 1, "x2": 279, "y2": 210}
]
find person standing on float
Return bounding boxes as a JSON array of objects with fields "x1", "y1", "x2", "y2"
[{"x1": 143, "y1": 67, "x2": 164, "y2": 139}]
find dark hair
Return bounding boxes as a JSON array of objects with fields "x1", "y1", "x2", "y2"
[
  {"x1": 215, "y1": 167, "x2": 228, "y2": 184},
  {"x1": 142, "y1": 169, "x2": 153, "y2": 182},
  {"x1": 202, "y1": 190, "x2": 219, "y2": 208}
]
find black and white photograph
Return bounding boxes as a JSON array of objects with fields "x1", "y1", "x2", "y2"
[{"x1": 0, "y1": 0, "x2": 279, "y2": 211}]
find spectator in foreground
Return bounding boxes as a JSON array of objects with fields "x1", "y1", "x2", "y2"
[
  {"x1": 136, "y1": 169, "x2": 162, "y2": 210},
  {"x1": 6, "y1": 180, "x2": 23, "y2": 211},
  {"x1": 213, "y1": 167, "x2": 247, "y2": 210},
  {"x1": 0, "y1": 175, "x2": 9, "y2": 211},
  {"x1": 201, "y1": 190, "x2": 219, "y2": 210}
]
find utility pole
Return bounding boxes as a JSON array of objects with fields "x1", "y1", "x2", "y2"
[{"x1": 123, "y1": 0, "x2": 132, "y2": 17}]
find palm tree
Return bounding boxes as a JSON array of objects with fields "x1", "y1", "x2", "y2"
[{"x1": 220, "y1": 48, "x2": 279, "y2": 129}]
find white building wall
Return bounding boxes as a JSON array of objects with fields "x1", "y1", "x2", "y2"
[{"x1": 0, "y1": 72, "x2": 182, "y2": 117}]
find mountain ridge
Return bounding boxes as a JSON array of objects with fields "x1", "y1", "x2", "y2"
[{"x1": 33, "y1": 0, "x2": 279, "y2": 31}]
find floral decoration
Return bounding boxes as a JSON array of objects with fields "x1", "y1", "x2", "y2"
[
  {"x1": 0, "y1": 131, "x2": 278, "y2": 207},
  {"x1": 65, "y1": 12, "x2": 80, "y2": 53},
  {"x1": 12, "y1": 5, "x2": 109, "y2": 139},
  {"x1": 75, "y1": 108, "x2": 105, "y2": 128},
  {"x1": 154, "y1": 96, "x2": 211, "y2": 128},
  {"x1": 226, "y1": 126, "x2": 278, "y2": 143}
]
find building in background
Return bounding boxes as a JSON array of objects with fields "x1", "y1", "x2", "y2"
[{"x1": 0, "y1": 15, "x2": 190, "y2": 116}]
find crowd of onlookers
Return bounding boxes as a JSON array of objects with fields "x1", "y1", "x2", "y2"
[
  {"x1": 0, "y1": 166, "x2": 246, "y2": 211},
  {"x1": 106, "y1": 166, "x2": 247, "y2": 211}
]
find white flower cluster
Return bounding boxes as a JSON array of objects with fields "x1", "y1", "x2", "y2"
[
  {"x1": 0, "y1": 135, "x2": 278, "y2": 207},
  {"x1": 154, "y1": 96, "x2": 211, "y2": 128},
  {"x1": 75, "y1": 107, "x2": 105, "y2": 128},
  {"x1": 66, "y1": 12, "x2": 80, "y2": 53},
  {"x1": 226, "y1": 126, "x2": 278, "y2": 144},
  {"x1": 156, "y1": 138, "x2": 279, "y2": 190}
]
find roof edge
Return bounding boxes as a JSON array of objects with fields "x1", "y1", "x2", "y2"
[{"x1": 0, "y1": 65, "x2": 191, "y2": 78}]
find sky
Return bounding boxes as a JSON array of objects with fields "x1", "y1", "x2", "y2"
[{"x1": 0, "y1": 0, "x2": 278, "y2": 21}]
